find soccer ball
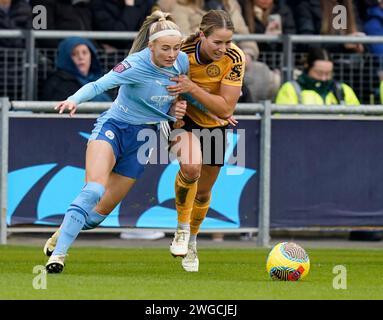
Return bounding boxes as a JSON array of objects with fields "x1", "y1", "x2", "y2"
[{"x1": 266, "y1": 242, "x2": 310, "y2": 281}]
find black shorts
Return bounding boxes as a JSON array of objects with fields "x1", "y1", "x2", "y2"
[{"x1": 170, "y1": 115, "x2": 227, "y2": 167}]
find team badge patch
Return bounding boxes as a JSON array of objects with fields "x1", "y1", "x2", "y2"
[
  {"x1": 105, "y1": 130, "x2": 115, "y2": 140},
  {"x1": 206, "y1": 64, "x2": 221, "y2": 77},
  {"x1": 113, "y1": 61, "x2": 131, "y2": 73}
]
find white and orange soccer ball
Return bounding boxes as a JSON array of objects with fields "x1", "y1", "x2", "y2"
[{"x1": 266, "y1": 242, "x2": 310, "y2": 281}]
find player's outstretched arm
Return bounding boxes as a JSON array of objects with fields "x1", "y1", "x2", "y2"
[{"x1": 55, "y1": 61, "x2": 137, "y2": 116}]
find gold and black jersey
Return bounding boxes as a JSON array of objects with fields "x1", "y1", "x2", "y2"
[{"x1": 181, "y1": 39, "x2": 245, "y2": 127}]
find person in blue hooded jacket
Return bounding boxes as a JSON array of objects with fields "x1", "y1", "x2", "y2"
[
  {"x1": 41, "y1": 37, "x2": 113, "y2": 102},
  {"x1": 364, "y1": 0, "x2": 383, "y2": 55},
  {"x1": 364, "y1": 0, "x2": 383, "y2": 103}
]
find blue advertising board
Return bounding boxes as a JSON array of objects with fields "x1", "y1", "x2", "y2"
[
  {"x1": 7, "y1": 117, "x2": 259, "y2": 229},
  {"x1": 270, "y1": 119, "x2": 383, "y2": 227},
  {"x1": 8, "y1": 116, "x2": 383, "y2": 228}
]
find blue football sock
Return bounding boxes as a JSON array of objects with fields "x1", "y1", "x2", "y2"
[
  {"x1": 52, "y1": 182, "x2": 105, "y2": 256},
  {"x1": 82, "y1": 210, "x2": 108, "y2": 230}
]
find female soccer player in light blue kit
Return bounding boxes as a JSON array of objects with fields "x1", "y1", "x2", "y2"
[{"x1": 44, "y1": 10, "x2": 188, "y2": 273}]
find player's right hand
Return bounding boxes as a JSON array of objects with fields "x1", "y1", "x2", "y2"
[{"x1": 54, "y1": 100, "x2": 77, "y2": 117}]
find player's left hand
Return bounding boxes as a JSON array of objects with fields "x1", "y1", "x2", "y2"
[
  {"x1": 205, "y1": 112, "x2": 238, "y2": 127},
  {"x1": 226, "y1": 115, "x2": 238, "y2": 127},
  {"x1": 167, "y1": 75, "x2": 195, "y2": 96},
  {"x1": 169, "y1": 100, "x2": 187, "y2": 119}
]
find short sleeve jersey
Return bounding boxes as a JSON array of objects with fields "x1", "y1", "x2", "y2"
[{"x1": 181, "y1": 39, "x2": 245, "y2": 127}]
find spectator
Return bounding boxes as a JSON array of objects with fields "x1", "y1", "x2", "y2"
[
  {"x1": 41, "y1": 37, "x2": 113, "y2": 101},
  {"x1": 238, "y1": 0, "x2": 295, "y2": 100},
  {"x1": 30, "y1": 0, "x2": 92, "y2": 31},
  {"x1": 364, "y1": 0, "x2": 383, "y2": 55},
  {"x1": 30, "y1": 0, "x2": 93, "y2": 48},
  {"x1": 90, "y1": 0, "x2": 156, "y2": 51},
  {"x1": 158, "y1": 0, "x2": 259, "y2": 60},
  {"x1": 285, "y1": 0, "x2": 300, "y2": 27},
  {"x1": 0, "y1": 0, "x2": 32, "y2": 48},
  {"x1": 275, "y1": 48, "x2": 360, "y2": 105},
  {"x1": 295, "y1": 0, "x2": 367, "y2": 103},
  {"x1": 362, "y1": 1, "x2": 383, "y2": 104},
  {"x1": 356, "y1": 0, "x2": 375, "y2": 23},
  {"x1": 158, "y1": 0, "x2": 280, "y2": 101},
  {"x1": 296, "y1": 0, "x2": 365, "y2": 54},
  {"x1": 239, "y1": 0, "x2": 296, "y2": 52}
]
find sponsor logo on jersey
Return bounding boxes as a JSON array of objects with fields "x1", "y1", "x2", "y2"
[{"x1": 225, "y1": 64, "x2": 243, "y2": 81}]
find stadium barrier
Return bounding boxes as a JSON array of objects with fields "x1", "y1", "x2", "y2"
[
  {"x1": 2, "y1": 99, "x2": 383, "y2": 246},
  {"x1": 2, "y1": 30, "x2": 383, "y2": 100}
]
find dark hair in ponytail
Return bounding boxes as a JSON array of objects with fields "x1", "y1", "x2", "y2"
[{"x1": 184, "y1": 9, "x2": 235, "y2": 44}]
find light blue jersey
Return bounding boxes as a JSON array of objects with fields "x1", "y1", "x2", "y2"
[
  {"x1": 68, "y1": 47, "x2": 189, "y2": 125},
  {"x1": 49, "y1": 46, "x2": 189, "y2": 265}
]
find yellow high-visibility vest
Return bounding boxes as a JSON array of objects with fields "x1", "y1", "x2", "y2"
[{"x1": 275, "y1": 81, "x2": 360, "y2": 105}]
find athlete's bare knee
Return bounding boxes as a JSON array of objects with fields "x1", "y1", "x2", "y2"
[
  {"x1": 94, "y1": 204, "x2": 113, "y2": 215},
  {"x1": 181, "y1": 164, "x2": 201, "y2": 181},
  {"x1": 196, "y1": 192, "x2": 211, "y2": 203}
]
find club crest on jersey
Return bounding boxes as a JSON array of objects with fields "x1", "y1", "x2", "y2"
[
  {"x1": 113, "y1": 61, "x2": 131, "y2": 73},
  {"x1": 206, "y1": 64, "x2": 221, "y2": 77},
  {"x1": 105, "y1": 130, "x2": 115, "y2": 140}
]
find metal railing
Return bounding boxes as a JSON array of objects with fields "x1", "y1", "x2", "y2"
[
  {"x1": 0, "y1": 97, "x2": 9, "y2": 245},
  {"x1": 2, "y1": 99, "x2": 383, "y2": 246},
  {"x1": 1, "y1": 31, "x2": 383, "y2": 102}
]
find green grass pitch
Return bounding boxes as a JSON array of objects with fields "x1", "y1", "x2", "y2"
[{"x1": 0, "y1": 245, "x2": 382, "y2": 300}]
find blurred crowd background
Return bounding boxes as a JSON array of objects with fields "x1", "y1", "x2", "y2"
[{"x1": 1, "y1": 0, "x2": 383, "y2": 105}]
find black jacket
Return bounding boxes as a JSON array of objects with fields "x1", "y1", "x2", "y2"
[
  {"x1": 260, "y1": 1, "x2": 295, "y2": 52},
  {"x1": 0, "y1": 0, "x2": 32, "y2": 48},
  {"x1": 30, "y1": 0, "x2": 92, "y2": 48},
  {"x1": 90, "y1": 0, "x2": 155, "y2": 49},
  {"x1": 30, "y1": 0, "x2": 92, "y2": 31},
  {"x1": 296, "y1": 0, "x2": 363, "y2": 53},
  {"x1": 41, "y1": 70, "x2": 83, "y2": 101},
  {"x1": 239, "y1": 0, "x2": 296, "y2": 52},
  {"x1": 41, "y1": 69, "x2": 115, "y2": 101},
  {"x1": 253, "y1": 2, "x2": 296, "y2": 35}
]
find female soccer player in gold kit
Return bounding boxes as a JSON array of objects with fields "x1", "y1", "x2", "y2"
[{"x1": 167, "y1": 10, "x2": 245, "y2": 272}]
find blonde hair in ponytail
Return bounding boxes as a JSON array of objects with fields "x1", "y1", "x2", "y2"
[{"x1": 129, "y1": 10, "x2": 180, "y2": 55}]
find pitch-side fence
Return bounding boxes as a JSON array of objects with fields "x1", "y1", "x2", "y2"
[
  {"x1": 1, "y1": 31, "x2": 383, "y2": 100},
  {"x1": 2, "y1": 98, "x2": 383, "y2": 246}
]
